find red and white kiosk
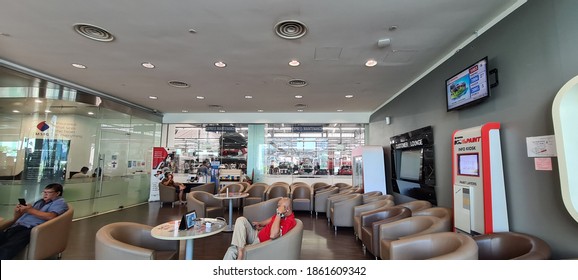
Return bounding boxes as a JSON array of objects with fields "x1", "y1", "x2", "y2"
[{"x1": 452, "y1": 122, "x2": 508, "y2": 235}]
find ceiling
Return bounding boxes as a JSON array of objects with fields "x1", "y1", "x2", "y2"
[{"x1": 0, "y1": 0, "x2": 525, "y2": 118}]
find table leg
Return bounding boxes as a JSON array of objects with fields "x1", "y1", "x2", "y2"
[
  {"x1": 185, "y1": 239, "x2": 194, "y2": 260},
  {"x1": 224, "y1": 199, "x2": 234, "y2": 232}
]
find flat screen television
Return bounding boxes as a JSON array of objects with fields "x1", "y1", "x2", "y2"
[
  {"x1": 457, "y1": 153, "x2": 479, "y2": 176},
  {"x1": 399, "y1": 148, "x2": 422, "y2": 181},
  {"x1": 446, "y1": 57, "x2": 490, "y2": 111}
]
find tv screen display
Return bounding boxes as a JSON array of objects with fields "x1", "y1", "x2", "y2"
[
  {"x1": 458, "y1": 153, "x2": 479, "y2": 176},
  {"x1": 399, "y1": 149, "x2": 422, "y2": 181},
  {"x1": 446, "y1": 57, "x2": 490, "y2": 111}
]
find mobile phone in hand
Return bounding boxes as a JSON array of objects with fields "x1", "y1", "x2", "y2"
[{"x1": 18, "y1": 198, "x2": 26, "y2": 205}]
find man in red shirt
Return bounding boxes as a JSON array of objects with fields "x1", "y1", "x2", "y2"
[{"x1": 223, "y1": 197, "x2": 296, "y2": 260}]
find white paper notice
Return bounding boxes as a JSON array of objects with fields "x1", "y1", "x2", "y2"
[
  {"x1": 526, "y1": 135, "x2": 557, "y2": 157},
  {"x1": 534, "y1": 158, "x2": 553, "y2": 171}
]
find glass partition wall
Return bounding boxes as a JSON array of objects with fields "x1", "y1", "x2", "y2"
[
  {"x1": 0, "y1": 67, "x2": 161, "y2": 220},
  {"x1": 169, "y1": 123, "x2": 365, "y2": 185}
]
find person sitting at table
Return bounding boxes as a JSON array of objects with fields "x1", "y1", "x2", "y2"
[
  {"x1": 71, "y1": 166, "x2": 90, "y2": 178},
  {"x1": 223, "y1": 197, "x2": 296, "y2": 260},
  {"x1": 161, "y1": 173, "x2": 186, "y2": 205}
]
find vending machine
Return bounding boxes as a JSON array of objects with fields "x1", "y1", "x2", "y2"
[{"x1": 452, "y1": 122, "x2": 508, "y2": 235}]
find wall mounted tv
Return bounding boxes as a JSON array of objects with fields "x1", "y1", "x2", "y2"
[{"x1": 446, "y1": 56, "x2": 490, "y2": 111}]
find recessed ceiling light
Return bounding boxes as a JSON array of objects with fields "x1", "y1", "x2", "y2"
[
  {"x1": 257, "y1": 109, "x2": 264, "y2": 112},
  {"x1": 244, "y1": 95, "x2": 253, "y2": 99},
  {"x1": 12, "y1": 110, "x2": 20, "y2": 113},
  {"x1": 345, "y1": 94, "x2": 354, "y2": 98},
  {"x1": 149, "y1": 96, "x2": 158, "y2": 100},
  {"x1": 214, "y1": 61, "x2": 226, "y2": 68},
  {"x1": 365, "y1": 59, "x2": 377, "y2": 67},
  {"x1": 297, "y1": 109, "x2": 304, "y2": 112},
  {"x1": 289, "y1": 60, "x2": 300, "y2": 67},
  {"x1": 337, "y1": 109, "x2": 343, "y2": 112},
  {"x1": 181, "y1": 110, "x2": 188, "y2": 113},
  {"x1": 295, "y1": 95, "x2": 303, "y2": 99},
  {"x1": 141, "y1": 62, "x2": 155, "y2": 69},
  {"x1": 196, "y1": 96, "x2": 205, "y2": 100},
  {"x1": 45, "y1": 110, "x2": 51, "y2": 113},
  {"x1": 219, "y1": 110, "x2": 226, "y2": 113},
  {"x1": 34, "y1": 99, "x2": 43, "y2": 103},
  {"x1": 88, "y1": 112, "x2": 95, "y2": 115},
  {"x1": 72, "y1": 63, "x2": 86, "y2": 69}
]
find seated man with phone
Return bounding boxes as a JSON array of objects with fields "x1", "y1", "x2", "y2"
[
  {"x1": 0, "y1": 183, "x2": 68, "y2": 260},
  {"x1": 223, "y1": 197, "x2": 296, "y2": 260}
]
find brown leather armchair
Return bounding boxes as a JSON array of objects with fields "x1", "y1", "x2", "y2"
[
  {"x1": 353, "y1": 199, "x2": 395, "y2": 240},
  {"x1": 388, "y1": 232, "x2": 478, "y2": 260},
  {"x1": 186, "y1": 191, "x2": 225, "y2": 218},
  {"x1": 473, "y1": 231, "x2": 552, "y2": 260},
  {"x1": 0, "y1": 203, "x2": 74, "y2": 259},
  {"x1": 243, "y1": 197, "x2": 282, "y2": 223},
  {"x1": 243, "y1": 183, "x2": 269, "y2": 206},
  {"x1": 360, "y1": 206, "x2": 412, "y2": 258},
  {"x1": 95, "y1": 222, "x2": 179, "y2": 260},
  {"x1": 412, "y1": 207, "x2": 453, "y2": 232},
  {"x1": 397, "y1": 200, "x2": 432, "y2": 212},
  {"x1": 291, "y1": 185, "x2": 313, "y2": 214},
  {"x1": 379, "y1": 215, "x2": 450, "y2": 260},
  {"x1": 363, "y1": 194, "x2": 393, "y2": 204},
  {"x1": 243, "y1": 219, "x2": 304, "y2": 260}
]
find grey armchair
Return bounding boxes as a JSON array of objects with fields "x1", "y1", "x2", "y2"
[
  {"x1": 95, "y1": 222, "x2": 179, "y2": 260},
  {"x1": 186, "y1": 191, "x2": 225, "y2": 218},
  {"x1": 158, "y1": 182, "x2": 178, "y2": 207},
  {"x1": 291, "y1": 185, "x2": 314, "y2": 214},
  {"x1": 311, "y1": 182, "x2": 331, "y2": 193},
  {"x1": 243, "y1": 197, "x2": 282, "y2": 223},
  {"x1": 243, "y1": 219, "x2": 304, "y2": 260},
  {"x1": 326, "y1": 193, "x2": 358, "y2": 221},
  {"x1": 330, "y1": 193, "x2": 363, "y2": 231},
  {"x1": 0, "y1": 203, "x2": 74, "y2": 260},
  {"x1": 243, "y1": 183, "x2": 269, "y2": 207},
  {"x1": 389, "y1": 232, "x2": 478, "y2": 260},
  {"x1": 313, "y1": 187, "x2": 339, "y2": 218},
  {"x1": 266, "y1": 184, "x2": 290, "y2": 200}
]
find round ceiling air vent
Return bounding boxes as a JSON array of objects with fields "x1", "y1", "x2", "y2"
[
  {"x1": 288, "y1": 79, "x2": 308, "y2": 87},
  {"x1": 274, "y1": 20, "x2": 307, "y2": 40},
  {"x1": 168, "y1": 80, "x2": 190, "y2": 88},
  {"x1": 73, "y1": 23, "x2": 114, "y2": 42}
]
